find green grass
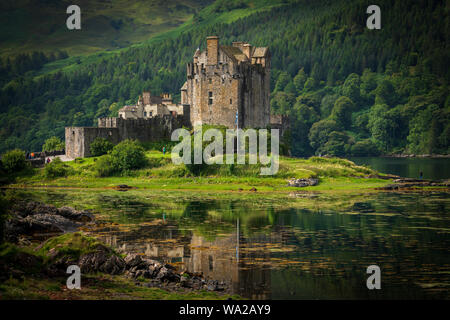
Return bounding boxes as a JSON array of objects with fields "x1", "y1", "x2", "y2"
[
  {"x1": 10, "y1": 152, "x2": 392, "y2": 191},
  {"x1": 0, "y1": 274, "x2": 240, "y2": 300},
  {"x1": 35, "y1": 232, "x2": 117, "y2": 262}
]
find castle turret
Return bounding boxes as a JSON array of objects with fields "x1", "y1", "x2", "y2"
[
  {"x1": 242, "y1": 43, "x2": 252, "y2": 60},
  {"x1": 206, "y1": 36, "x2": 219, "y2": 65},
  {"x1": 143, "y1": 92, "x2": 151, "y2": 105}
]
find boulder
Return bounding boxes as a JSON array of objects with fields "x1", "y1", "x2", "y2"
[
  {"x1": 57, "y1": 206, "x2": 93, "y2": 222},
  {"x1": 5, "y1": 216, "x2": 65, "y2": 242},
  {"x1": 100, "y1": 255, "x2": 126, "y2": 275},
  {"x1": 124, "y1": 253, "x2": 143, "y2": 269},
  {"x1": 288, "y1": 178, "x2": 319, "y2": 187},
  {"x1": 23, "y1": 214, "x2": 80, "y2": 233},
  {"x1": 5, "y1": 201, "x2": 94, "y2": 241},
  {"x1": 156, "y1": 266, "x2": 180, "y2": 282},
  {"x1": 12, "y1": 201, "x2": 59, "y2": 218},
  {"x1": 79, "y1": 245, "x2": 125, "y2": 275}
]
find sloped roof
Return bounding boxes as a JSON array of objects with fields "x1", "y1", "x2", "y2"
[
  {"x1": 181, "y1": 82, "x2": 188, "y2": 90},
  {"x1": 149, "y1": 96, "x2": 162, "y2": 104},
  {"x1": 119, "y1": 105, "x2": 137, "y2": 112},
  {"x1": 220, "y1": 45, "x2": 245, "y2": 62},
  {"x1": 253, "y1": 47, "x2": 268, "y2": 58}
]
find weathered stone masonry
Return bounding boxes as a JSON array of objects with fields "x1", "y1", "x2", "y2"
[
  {"x1": 65, "y1": 115, "x2": 187, "y2": 158},
  {"x1": 183, "y1": 36, "x2": 271, "y2": 129}
]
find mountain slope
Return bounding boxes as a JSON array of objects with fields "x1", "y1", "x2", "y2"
[
  {"x1": 0, "y1": 0, "x2": 213, "y2": 57},
  {"x1": 0, "y1": 0, "x2": 448, "y2": 156}
]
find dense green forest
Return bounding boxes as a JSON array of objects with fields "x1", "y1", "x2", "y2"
[{"x1": 0, "y1": 0, "x2": 448, "y2": 156}]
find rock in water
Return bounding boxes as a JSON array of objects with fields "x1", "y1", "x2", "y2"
[
  {"x1": 57, "y1": 206, "x2": 93, "y2": 222},
  {"x1": 24, "y1": 214, "x2": 80, "y2": 232},
  {"x1": 287, "y1": 178, "x2": 319, "y2": 187}
]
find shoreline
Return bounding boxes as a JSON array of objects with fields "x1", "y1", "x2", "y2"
[
  {"x1": 0, "y1": 201, "x2": 238, "y2": 300},
  {"x1": 379, "y1": 154, "x2": 450, "y2": 158}
]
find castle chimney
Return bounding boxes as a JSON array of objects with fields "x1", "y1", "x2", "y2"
[
  {"x1": 206, "y1": 36, "x2": 219, "y2": 65},
  {"x1": 242, "y1": 43, "x2": 252, "y2": 60},
  {"x1": 143, "y1": 92, "x2": 151, "y2": 105},
  {"x1": 232, "y1": 41, "x2": 243, "y2": 49}
]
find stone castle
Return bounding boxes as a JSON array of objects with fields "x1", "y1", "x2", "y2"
[
  {"x1": 182, "y1": 36, "x2": 270, "y2": 128},
  {"x1": 65, "y1": 36, "x2": 283, "y2": 158}
]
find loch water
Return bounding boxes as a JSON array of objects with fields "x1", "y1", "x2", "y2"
[{"x1": 16, "y1": 187, "x2": 450, "y2": 300}]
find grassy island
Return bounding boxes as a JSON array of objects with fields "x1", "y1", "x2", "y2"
[{"x1": 8, "y1": 150, "x2": 393, "y2": 192}]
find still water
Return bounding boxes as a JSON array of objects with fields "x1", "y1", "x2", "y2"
[
  {"x1": 349, "y1": 157, "x2": 450, "y2": 180},
  {"x1": 16, "y1": 188, "x2": 450, "y2": 300}
]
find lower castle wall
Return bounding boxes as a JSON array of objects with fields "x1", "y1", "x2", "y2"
[
  {"x1": 66, "y1": 115, "x2": 189, "y2": 158},
  {"x1": 65, "y1": 127, "x2": 120, "y2": 158}
]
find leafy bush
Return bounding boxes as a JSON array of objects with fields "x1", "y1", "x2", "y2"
[
  {"x1": 1, "y1": 149, "x2": 27, "y2": 173},
  {"x1": 317, "y1": 131, "x2": 352, "y2": 157},
  {"x1": 109, "y1": 140, "x2": 147, "y2": 173},
  {"x1": 90, "y1": 138, "x2": 114, "y2": 157},
  {"x1": 42, "y1": 136, "x2": 64, "y2": 152},
  {"x1": 94, "y1": 155, "x2": 116, "y2": 177},
  {"x1": 184, "y1": 125, "x2": 227, "y2": 176},
  {"x1": 44, "y1": 157, "x2": 72, "y2": 178},
  {"x1": 351, "y1": 139, "x2": 380, "y2": 156}
]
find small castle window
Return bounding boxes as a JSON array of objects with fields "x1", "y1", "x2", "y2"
[
  {"x1": 209, "y1": 78, "x2": 212, "y2": 84},
  {"x1": 230, "y1": 99, "x2": 232, "y2": 104},
  {"x1": 144, "y1": 112, "x2": 147, "y2": 117},
  {"x1": 208, "y1": 92, "x2": 213, "y2": 105},
  {"x1": 150, "y1": 111, "x2": 153, "y2": 116}
]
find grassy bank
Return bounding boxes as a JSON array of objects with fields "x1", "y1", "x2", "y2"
[{"x1": 9, "y1": 152, "x2": 393, "y2": 191}]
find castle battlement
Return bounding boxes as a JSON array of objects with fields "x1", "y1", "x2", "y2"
[{"x1": 183, "y1": 36, "x2": 271, "y2": 128}]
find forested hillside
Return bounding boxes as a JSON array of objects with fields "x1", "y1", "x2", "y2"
[
  {"x1": 0, "y1": 0, "x2": 213, "y2": 56},
  {"x1": 0, "y1": 0, "x2": 448, "y2": 156}
]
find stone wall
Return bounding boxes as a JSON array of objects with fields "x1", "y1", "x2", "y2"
[
  {"x1": 65, "y1": 127, "x2": 120, "y2": 158},
  {"x1": 66, "y1": 114, "x2": 189, "y2": 158}
]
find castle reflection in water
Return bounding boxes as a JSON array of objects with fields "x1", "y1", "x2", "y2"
[{"x1": 97, "y1": 219, "x2": 280, "y2": 299}]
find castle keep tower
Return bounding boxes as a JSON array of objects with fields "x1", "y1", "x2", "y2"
[{"x1": 182, "y1": 36, "x2": 271, "y2": 128}]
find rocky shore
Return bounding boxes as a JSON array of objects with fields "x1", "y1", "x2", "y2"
[
  {"x1": 382, "y1": 154, "x2": 450, "y2": 158},
  {"x1": 1, "y1": 201, "x2": 231, "y2": 296},
  {"x1": 375, "y1": 178, "x2": 450, "y2": 190},
  {"x1": 5, "y1": 201, "x2": 94, "y2": 243}
]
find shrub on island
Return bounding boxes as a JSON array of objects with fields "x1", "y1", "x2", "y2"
[
  {"x1": 1, "y1": 149, "x2": 27, "y2": 174},
  {"x1": 90, "y1": 138, "x2": 114, "y2": 157}
]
